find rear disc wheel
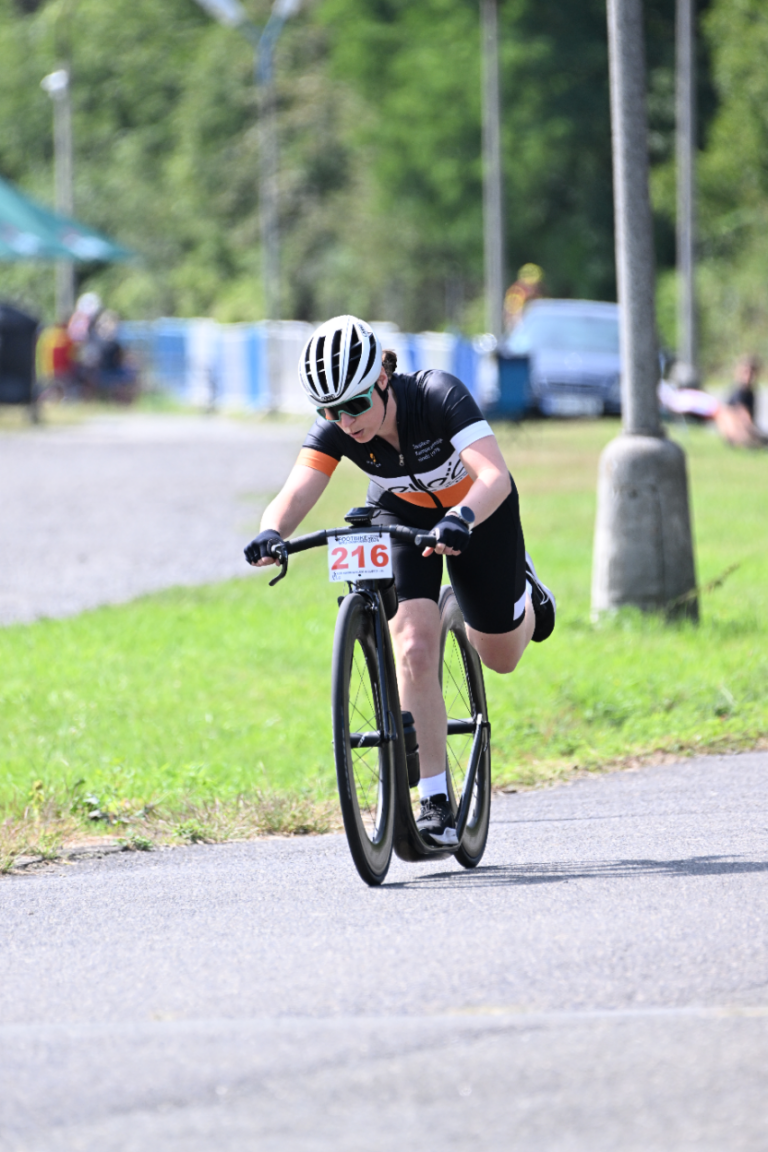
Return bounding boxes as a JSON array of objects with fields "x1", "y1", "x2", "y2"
[{"x1": 439, "y1": 586, "x2": 491, "y2": 869}]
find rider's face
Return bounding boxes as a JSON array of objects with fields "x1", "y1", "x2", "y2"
[{"x1": 336, "y1": 371, "x2": 388, "y2": 442}]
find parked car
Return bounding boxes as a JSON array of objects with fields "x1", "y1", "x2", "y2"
[{"x1": 500, "y1": 298, "x2": 621, "y2": 417}]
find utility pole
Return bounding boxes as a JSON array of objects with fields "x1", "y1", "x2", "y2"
[
  {"x1": 675, "y1": 0, "x2": 696, "y2": 384},
  {"x1": 41, "y1": 68, "x2": 75, "y2": 318},
  {"x1": 480, "y1": 0, "x2": 505, "y2": 340},
  {"x1": 193, "y1": 0, "x2": 301, "y2": 408},
  {"x1": 592, "y1": 0, "x2": 698, "y2": 620},
  {"x1": 257, "y1": 49, "x2": 279, "y2": 327}
]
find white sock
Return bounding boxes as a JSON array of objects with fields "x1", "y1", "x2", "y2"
[{"x1": 419, "y1": 771, "x2": 448, "y2": 801}]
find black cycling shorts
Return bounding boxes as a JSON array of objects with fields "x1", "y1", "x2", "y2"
[{"x1": 374, "y1": 482, "x2": 528, "y2": 635}]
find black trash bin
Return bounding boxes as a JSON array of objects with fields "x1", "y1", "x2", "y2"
[{"x1": 0, "y1": 302, "x2": 39, "y2": 415}]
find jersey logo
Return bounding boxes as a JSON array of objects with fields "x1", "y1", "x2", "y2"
[{"x1": 382, "y1": 452, "x2": 467, "y2": 496}]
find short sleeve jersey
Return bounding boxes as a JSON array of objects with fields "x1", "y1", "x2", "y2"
[
  {"x1": 297, "y1": 370, "x2": 493, "y2": 524},
  {"x1": 728, "y1": 384, "x2": 755, "y2": 420}
]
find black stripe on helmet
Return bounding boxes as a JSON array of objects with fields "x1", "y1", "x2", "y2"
[
  {"x1": 330, "y1": 328, "x2": 343, "y2": 388},
  {"x1": 346, "y1": 333, "x2": 362, "y2": 386},
  {"x1": 315, "y1": 334, "x2": 328, "y2": 394}
]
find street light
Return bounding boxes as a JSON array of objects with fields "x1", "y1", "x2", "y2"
[
  {"x1": 480, "y1": 0, "x2": 504, "y2": 341},
  {"x1": 41, "y1": 67, "x2": 75, "y2": 318},
  {"x1": 194, "y1": 0, "x2": 252, "y2": 28},
  {"x1": 193, "y1": 0, "x2": 301, "y2": 326},
  {"x1": 675, "y1": 0, "x2": 697, "y2": 385}
]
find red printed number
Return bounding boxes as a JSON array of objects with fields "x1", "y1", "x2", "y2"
[
  {"x1": 331, "y1": 546, "x2": 348, "y2": 571},
  {"x1": 371, "y1": 543, "x2": 389, "y2": 567},
  {"x1": 351, "y1": 545, "x2": 365, "y2": 568}
]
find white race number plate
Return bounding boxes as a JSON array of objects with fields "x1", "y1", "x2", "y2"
[{"x1": 327, "y1": 532, "x2": 393, "y2": 583}]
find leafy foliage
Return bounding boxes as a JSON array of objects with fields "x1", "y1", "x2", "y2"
[{"x1": 3, "y1": 0, "x2": 762, "y2": 366}]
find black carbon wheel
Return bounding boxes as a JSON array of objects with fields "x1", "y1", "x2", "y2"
[
  {"x1": 438, "y1": 586, "x2": 491, "y2": 869},
  {"x1": 332, "y1": 593, "x2": 396, "y2": 885}
]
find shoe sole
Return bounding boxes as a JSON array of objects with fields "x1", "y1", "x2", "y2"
[
  {"x1": 421, "y1": 827, "x2": 458, "y2": 847},
  {"x1": 525, "y1": 550, "x2": 556, "y2": 610},
  {"x1": 525, "y1": 550, "x2": 556, "y2": 642}
]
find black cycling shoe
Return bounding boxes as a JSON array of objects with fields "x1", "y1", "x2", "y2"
[
  {"x1": 525, "y1": 551, "x2": 556, "y2": 643},
  {"x1": 417, "y1": 794, "x2": 458, "y2": 847}
]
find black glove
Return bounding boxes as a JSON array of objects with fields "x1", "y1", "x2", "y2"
[
  {"x1": 432, "y1": 514, "x2": 471, "y2": 554},
  {"x1": 244, "y1": 529, "x2": 284, "y2": 565}
]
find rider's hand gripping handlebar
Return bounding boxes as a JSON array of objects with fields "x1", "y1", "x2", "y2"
[{"x1": 259, "y1": 523, "x2": 440, "y2": 588}]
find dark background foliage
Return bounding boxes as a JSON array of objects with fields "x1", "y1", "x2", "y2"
[{"x1": 3, "y1": 0, "x2": 764, "y2": 368}]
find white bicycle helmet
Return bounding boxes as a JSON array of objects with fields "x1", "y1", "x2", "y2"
[{"x1": 299, "y1": 315, "x2": 382, "y2": 408}]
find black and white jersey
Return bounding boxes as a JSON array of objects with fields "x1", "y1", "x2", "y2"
[{"x1": 297, "y1": 370, "x2": 492, "y2": 523}]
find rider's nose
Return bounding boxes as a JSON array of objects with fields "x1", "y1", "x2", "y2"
[{"x1": 339, "y1": 413, "x2": 356, "y2": 431}]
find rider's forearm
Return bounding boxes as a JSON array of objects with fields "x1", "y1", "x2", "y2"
[
  {"x1": 456, "y1": 436, "x2": 512, "y2": 527},
  {"x1": 461, "y1": 467, "x2": 512, "y2": 526},
  {"x1": 259, "y1": 465, "x2": 329, "y2": 538}
]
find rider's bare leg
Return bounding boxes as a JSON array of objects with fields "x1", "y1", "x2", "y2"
[
  {"x1": 466, "y1": 592, "x2": 535, "y2": 674},
  {"x1": 390, "y1": 593, "x2": 536, "y2": 776},
  {"x1": 389, "y1": 598, "x2": 446, "y2": 779}
]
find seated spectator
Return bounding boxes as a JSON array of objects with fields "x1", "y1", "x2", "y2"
[
  {"x1": 659, "y1": 354, "x2": 766, "y2": 450},
  {"x1": 715, "y1": 354, "x2": 767, "y2": 448},
  {"x1": 93, "y1": 310, "x2": 138, "y2": 403}
]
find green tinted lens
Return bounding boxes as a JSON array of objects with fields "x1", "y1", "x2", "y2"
[{"x1": 316, "y1": 383, "x2": 376, "y2": 422}]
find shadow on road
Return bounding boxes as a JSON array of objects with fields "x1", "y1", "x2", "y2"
[{"x1": 388, "y1": 855, "x2": 768, "y2": 890}]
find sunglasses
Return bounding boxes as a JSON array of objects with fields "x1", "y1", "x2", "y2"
[{"x1": 316, "y1": 382, "x2": 377, "y2": 423}]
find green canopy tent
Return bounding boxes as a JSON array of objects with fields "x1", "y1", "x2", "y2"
[
  {"x1": 0, "y1": 174, "x2": 132, "y2": 262},
  {"x1": 0, "y1": 175, "x2": 132, "y2": 414}
]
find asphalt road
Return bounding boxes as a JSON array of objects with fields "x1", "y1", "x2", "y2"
[
  {"x1": 2, "y1": 751, "x2": 767, "y2": 1151},
  {"x1": 0, "y1": 413, "x2": 308, "y2": 625}
]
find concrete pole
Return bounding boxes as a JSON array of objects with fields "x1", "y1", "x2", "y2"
[
  {"x1": 676, "y1": 0, "x2": 697, "y2": 384},
  {"x1": 480, "y1": 0, "x2": 505, "y2": 340},
  {"x1": 257, "y1": 47, "x2": 279, "y2": 324},
  {"x1": 592, "y1": 0, "x2": 698, "y2": 620},
  {"x1": 606, "y1": 0, "x2": 660, "y2": 437},
  {"x1": 42, "y1": 69, "x2": 75, "y2": 318},
  {"x1": 257, "y1": 40, "x2": 282, "y2": 410}
]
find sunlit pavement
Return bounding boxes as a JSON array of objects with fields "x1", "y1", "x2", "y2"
[
  {"x1": 0, "y1": 412, "x2": 309, "y2": 625},
  {"x1": 2, "y1": 752, "x2": 767, "y2": 1151}
]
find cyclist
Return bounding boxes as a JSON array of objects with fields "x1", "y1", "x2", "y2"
[{"x1": 245, "y1": 315, "x2": 555, "y2": 847}]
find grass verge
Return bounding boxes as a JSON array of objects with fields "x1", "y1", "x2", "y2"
[{"x1": 1, "y1": 418, "x2": 767, "y2": 867}]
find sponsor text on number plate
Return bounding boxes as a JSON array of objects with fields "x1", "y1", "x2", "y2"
[{"x1": 328, "y1": 533, "x2": 393, "y2": 582}]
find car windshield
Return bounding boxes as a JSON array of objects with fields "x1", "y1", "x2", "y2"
[{"x1": 507, "y1": 310, "x2": 620, "y2": 355}]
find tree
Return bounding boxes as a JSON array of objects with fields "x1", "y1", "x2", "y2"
[{"x1": 0, "y1": 0, "x2": 720, "y2": 337}]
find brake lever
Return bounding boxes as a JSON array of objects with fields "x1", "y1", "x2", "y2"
[{"x1": 268, "y1": 543, "x2": 289, "y2": 586}]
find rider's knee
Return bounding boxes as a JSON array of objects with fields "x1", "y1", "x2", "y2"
[
  {"x1": 481, "y1": 649, "x2": 521, "y2": 675},
  {"x1": 396, "y1": 629, "x2": 438, "y2": 678}
]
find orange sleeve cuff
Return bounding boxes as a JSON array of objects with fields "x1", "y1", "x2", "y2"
[{"x1": 297, "y1": 448, "x2": 339, "y2": 478}]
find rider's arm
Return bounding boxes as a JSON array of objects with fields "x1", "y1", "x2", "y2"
[
  {"x1": 423, "y1": 435, "x2": 511, "y2": 559},
  {"x1": 458, "y1": 435, "x2": 512, "y2": 523},
  {"x1": 252, "y1": 464, "x2": 330, "y2": 566}
]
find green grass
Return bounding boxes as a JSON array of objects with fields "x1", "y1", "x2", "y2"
[{"x1": 1, "y1": 418, "x2": 767, "y2": 860}]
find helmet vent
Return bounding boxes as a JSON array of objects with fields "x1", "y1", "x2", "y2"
[
  {"x1": 330, "y1": 328, "x2": 342, "y2": 387},
  {"x1": 315, "y1": 334, "x2": 328, "y2": 393},
  {"x1": 346, "y1": 336, "x2": 362, "y2": 385}
]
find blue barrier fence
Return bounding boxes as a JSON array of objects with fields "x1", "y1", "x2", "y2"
[{"x1": 120, "y1": 319, "x2": 499, "y2": 414}]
